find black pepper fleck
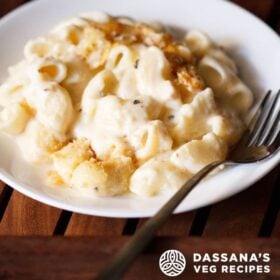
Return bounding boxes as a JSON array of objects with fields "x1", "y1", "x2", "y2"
[
  {"x1": 43, "y1": 88, "x2": 50, "y2": 92},
  {"x1": 134, "y1": 59, "x2": 139, "y2": 69},
  {"x1": 94, "y1": 187, "x2": 99, "y2": 191},
  {"x1": 133, "y1": 99, "x2": 141, "y2": 105},
  {"x1": 168, "y1": 115, "x2": 175, "y2": 120}
]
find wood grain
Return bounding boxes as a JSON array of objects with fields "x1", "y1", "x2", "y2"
[
  {"x1": 203, "y1": 167, "x2": 279, "y2": 237},
  {"x1": 0, "y1": 181, "x2": 5, "y2": 191},
  {"x1": 0, "y1": 0, "x2": 278, "y2": 245},
  {"x1": 0, "y1": 0, "x2": 26, "y2": 18},
  {"x1": 0, "y1": 191, "x2": 62, "y2": 235},
  {"x1": 232, "y1": 0, "x2": 275, "y2": 20},
  {"x1": 272, "y1": 0, "x2": 280, "y2": 33},
  {"x1": 272, "y1": 213, "x2": 280, "y2": 237},
  {"x1": 65, "y1": 214, "x2": 127, "y2": 236},
  {"x1": 0, "y1": 181, "x2": 6, "y2": 201},
  {"x1": 0, "y1": 1, "x2": 278, "y2": 279},
  {"x1": 0, "y1": 237, "x2": 279, "y2": 280},
  {"x1": 137, "y1": 211, "x2": 195, "y2": 236},
  {"x1": 0, "y1": 183, "x2": 13, "y2": 222}
]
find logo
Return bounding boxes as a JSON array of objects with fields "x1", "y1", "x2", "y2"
[{"x1": 159, "y1": 249, "x2": 186, "y2": 277}]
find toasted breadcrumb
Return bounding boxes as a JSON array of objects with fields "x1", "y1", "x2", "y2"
[
  {"x1": 85, "y1": 19, "x2": 205, "y2": 104},
  {"x1": 70, "y1": 158, "x2": 108, "y2": 189},
  {"x1": 174, "y1": 65, "x2": 205, "y2": 103},
  {"x1": 47, "y1": 170, "x2": 65, "y2": 186},
  {"x1": 52, "y1": 138, "x2": 94, "y2": 181},
  {"x1": 70, "y1": 156, "x2": 135, "y2": 196},
  {"x1": 37, "y1": 125, "x2": 66, "y2": 153}
]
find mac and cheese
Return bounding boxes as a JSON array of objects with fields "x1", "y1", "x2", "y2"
[{"x1": 0, "y1": 13, "x2": 253, "y2": 197}]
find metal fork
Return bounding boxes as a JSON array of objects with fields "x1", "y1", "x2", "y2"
[{"x1": 95, "y1": 90, "x2": 280, "y2": 280}]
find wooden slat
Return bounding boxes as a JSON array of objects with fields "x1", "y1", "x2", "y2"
[
  {"x1": 0, "y1": 182, "x2": 13, "y2": 222},
  {"x1": 0, "y1": 181, "x2": 4, "y2": 189},
  {"x1": 0, "y1": 237, "x2": 279, "y2": 280},
  {"x1": 276, "y1": 22, "x2": 280, "y2": 34},
  {"x1": 203, "y1": 167, "x2": 279, "y2": 237},
  {"x1": 258, "y1": 170, "x2": 280, "y2": 236},
  {"x1": 0, "y1": 0, "x2": 279, "y2": 242},
  {"x1": 0, "y1": 0, "x2": 26, "y2": 18},
  {"x1": 0, "y1": 181, "x2": 5, "y2": 194},
  {"x1": 137, "y1": 212, "x2": 195, "y2": 236},
  {"x1": 65, "y1": 214, "x2": 127, "y2": 236},
  {"x1": 0, "y1": 191, "x2": 62, "y2": 235},
  {"x1": 232, "y1": 0, "x2": 275, "y2": 20},
  {"x1": 271, "y1": 1, "x2": 280, "y2": 34},
  {"x1": 233, "y1": 0, "x2": 280, "y2": 35},
  {"x1": 271, "y1": 172, "x2": 280, "y2": 237},
  {"x1": 272, "y1": 213, "x2": 280, "y2": 237},
  {"x1": 156, "y1": 212, "x2": 195, "y2": 236}
]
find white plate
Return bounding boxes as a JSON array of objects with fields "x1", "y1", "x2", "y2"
[{"x1": 0, "y1": 0, "x2": 279, "y2": 218}]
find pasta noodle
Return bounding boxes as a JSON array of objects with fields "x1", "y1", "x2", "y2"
[{"x1": 0, "y1": 13, "x2": 254, "y2": 197}]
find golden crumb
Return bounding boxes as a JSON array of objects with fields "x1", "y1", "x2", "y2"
[
  {"x1": 37, "y1": 125, "x2": 66, "y2": 153},
  {"x1": 76, "y1": 26, "x2": 112, "y2": 68},
  {"x1": 70, "y1": 156, "x2": 135, "y2": 196},
  {"x1": 174, "y1": 65, "x2": 205, "y2": 103},
  {"x1": 52, "y1": 138, "x2": 94, "y2": 181},
  {"x1": 20, "y1": 101, "x2": 35, "y2": 116},
  {"x1": 99, "y1": 156, "x2": 135, "y2": 196},
  {"x1": 71, "y1": 158, "x2": 108, "y2": 189},
  {"x1": 90, "y1": 20, "x2": 173, "y2": 48},
  {"x1": 47, "y1": 170, "x2": 65, "y2": 186},
  {"x1": 84, "y1": 19, "x2": 206, "y2": 102}
]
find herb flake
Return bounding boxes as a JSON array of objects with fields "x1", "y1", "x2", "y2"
[
  {"x1": 133, "y1": 99, "x2": 141, "y2": 105},
  {"x1": 134, "y1": 59, "x2": 139, "y2": 69}
]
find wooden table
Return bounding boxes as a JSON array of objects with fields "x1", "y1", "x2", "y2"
[{"x1": 0, "y1": 0, "x2": 279, "y2": 279}]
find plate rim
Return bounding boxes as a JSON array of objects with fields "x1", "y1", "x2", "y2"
[{"x1": 0, "y1": 0, "x2": 279, "y2": 218}]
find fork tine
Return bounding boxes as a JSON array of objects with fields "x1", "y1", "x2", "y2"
[
  {"x1": 264, "y1": 108, "x2": 280, "y2": 146},
  {"x1": 255, "y1": 89, "x2": 280, "y2": 146},
  {"x1": 247, "y1": 90, "x2": 271, "y2": 147}
]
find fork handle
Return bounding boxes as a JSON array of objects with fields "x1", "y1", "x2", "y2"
[{"x1": 95, "y1": 160, "x2": 228, "y2": 280}]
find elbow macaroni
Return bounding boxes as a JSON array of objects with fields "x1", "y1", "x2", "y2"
[
  {"x1": 0, "y1": 103, "x2": 30, "y2": 134},
  {"x1": 0, "y1": 13, "x2": 254, "y2": 197},
  {"x1": 185, "y1": 31, "x2": 253, "y2": 114}
]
